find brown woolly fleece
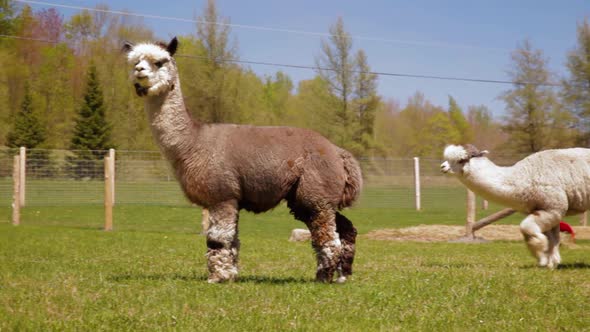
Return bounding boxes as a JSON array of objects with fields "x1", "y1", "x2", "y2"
[{"x1": 124, "y1": 37, "x2": 362, "y2": 283}]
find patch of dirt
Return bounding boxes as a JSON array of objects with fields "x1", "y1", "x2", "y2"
[{"x1": 365, "y1": 225, "x2": 590, "y2": 243}]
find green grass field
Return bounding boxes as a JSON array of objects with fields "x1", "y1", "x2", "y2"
[{"x1": 0, "y1": 184, "x2": 589, "y2": 331}]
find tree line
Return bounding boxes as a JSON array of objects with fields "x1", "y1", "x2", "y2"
[{"x1": 1, "y1": 0, "x2": 590, "y2": 162}]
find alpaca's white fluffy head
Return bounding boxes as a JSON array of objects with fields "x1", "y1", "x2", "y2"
[
  {"x1": 122, "y1": 37, "x2": 178, "y2": 97},
  {"x1": 441, "y1": 144, "x2": 488, "y2": 175}
]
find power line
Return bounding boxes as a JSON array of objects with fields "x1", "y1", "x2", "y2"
[
  {"x1": 16, "y1": 0, "x2": 509, "y2": 52},
  {"x1": 176, "y1": 54, "x2": 560, "y2": 87},
  {"x1": 0, "y1": 34, "x2": 560, "y2": 87}
]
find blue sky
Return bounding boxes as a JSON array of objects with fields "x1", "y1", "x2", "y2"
[{"x1": 20, "y1": 0, "x2": 590, "y2": 118}]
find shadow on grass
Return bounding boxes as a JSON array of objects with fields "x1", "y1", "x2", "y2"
[
  {"x1": 16, "y1": 223, "x2": 202, "y2": 235},
  {"x1": 519, "y1": 262, "x2": 590, "y2": 270},
  {"x1": 108, "y1": 272, "x2": 208, "y2": 282},
  {"x1": 421, "y1": 262, "x2": 484, "y2": 269},
  {"x1": 557, "y1": 263, "x2": 590, "y2": 270},
  {"x1": 108, "y1": 273, "x2": 314, "y2": 284},
  {"x1": 237, "y1": 275, "x2": 314, "y2": 284}
]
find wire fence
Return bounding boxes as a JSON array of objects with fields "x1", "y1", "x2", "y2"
[{"x1": 0, "y1": 148, "x2": 471, "y2": 210}]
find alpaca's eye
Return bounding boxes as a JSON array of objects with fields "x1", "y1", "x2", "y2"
[
  {"x1": 155, "y1": 61, "x2": 163, "y2": 68},
  {"x1": 458, "y1": 159, "x2": 468, "y2": 164}
]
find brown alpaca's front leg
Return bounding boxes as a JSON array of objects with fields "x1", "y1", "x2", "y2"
[
  {"x1": 309, "y1": 210, "x2": 342, "y2": 283},
  {"x1": 206, "y1": 201, "x2": 240, "y2": 283},
  {"x1": 335, "y1": 213, "x2": 357, "y2": 283}
]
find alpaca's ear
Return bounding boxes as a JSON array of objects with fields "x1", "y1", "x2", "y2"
[
  {"x1": 167, "y1": 37, "x2": 178, "y2": 56},
  {"x1": 122, "y1": 41, "x2": 134, "y2": 53},
  {"x1": 481, "y1": 150, "x2": 489, "y2": 156}
]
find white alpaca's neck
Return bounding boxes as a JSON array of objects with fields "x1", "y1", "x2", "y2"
[
  {"x1": 458, "y1": 158, "x2": 524, "y2": 210},
  {"x1": 144, "y1": 77, "x2": 197, "y2": 159}
]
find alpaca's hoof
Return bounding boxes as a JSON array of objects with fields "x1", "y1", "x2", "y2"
[
  {"x1": 207, "y1": 275, "x2": 237, "y2": 284},
  {"x1": 538, "y1": 254, "x2": 549, "y2": 267},
  {"x1": 547, "y1": 255, "x2": 561, "y2": 270},
  {"x1": 335, "y1": 276, "x2": 347, "y2": 284}
]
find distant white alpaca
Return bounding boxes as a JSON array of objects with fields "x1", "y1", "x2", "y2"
[{"x1": 441, "y1": 144, "x2": 590, "y2": 268}]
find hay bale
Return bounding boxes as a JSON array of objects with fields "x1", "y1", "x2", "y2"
[{"x1": 365, "y1": 225, "x2": 590, "y2": 243}]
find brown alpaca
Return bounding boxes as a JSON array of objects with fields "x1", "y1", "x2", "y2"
[{"x1": 123, "y1": 37, "x2": 362, "y2": 283}]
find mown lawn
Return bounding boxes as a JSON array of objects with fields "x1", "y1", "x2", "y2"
[{"x1": 0, "y1": 202, "x2": 589, "y2": 331}]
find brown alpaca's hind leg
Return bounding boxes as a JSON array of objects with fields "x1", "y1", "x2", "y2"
[
  {"x1": 287, "y1": 199, "x2": 343, "y2": 283},
  {"x1": 206, "y1": 201, "x2": 240, "y2": 283},
  {"x1": 308, "y1": 209, "x2": 343, "y2": 283},
  {"x1": 335, "y1": 212, "x2": 357, "y2": 282}
]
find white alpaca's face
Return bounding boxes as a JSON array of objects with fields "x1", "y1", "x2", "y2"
[
  {"x1": 441, "y1": 144, "x2": 488, "y2": 175},
  {"x1": 123, "y1": 38, "x2": 178, "y2": 97}
]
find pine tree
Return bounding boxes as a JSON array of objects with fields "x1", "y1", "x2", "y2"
[
  {"x1": 67, "y1": 63, "x2": 112, "y2": 179},
  {"x1": 562, "y1": 18, "x2": 590, "y2": 146},
  {"x1": 500, "y1": 40, "x2": 560, "y2": 154},
  {"x1": 6, "y1": 83, "x2": 52, "y2": 177},
  {"x1": 6, "y1": 83, "x2": 46, "y2": 148},
  {"x1": 354, "y1": 49, "x2": 379, "y2": 153},
  {"x1": 315, "y1": 17, "x2": 361, "y2": 154},
  {"x1": 193, "y1": 0, "x2": 238, "y2": 123}
]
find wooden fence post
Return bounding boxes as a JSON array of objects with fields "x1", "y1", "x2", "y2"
[
  {"x1": 109, "y1": 148, "x2": 115, "y2": 206},
  {"x1": 482, "y1": 200, "x2": 489, "y2": 210},
  {"x1": 580, "y1": 211, "x2": 588, "y2": 227},
  {"x1": 12, "y1": 155, "x2": 20, "y2": 226},
  {"x1": 104, "y1": 156, "x2": 114, "y2": 231},
  {"x1": 413, "y1": 157, "x2": 421, "y2": 211},
  {"x1": 466, "y1": 189, "x2": 476, "y2": 237},
  {"x1": 19, "y1": 147, "x2": 25, "y2": 207}
]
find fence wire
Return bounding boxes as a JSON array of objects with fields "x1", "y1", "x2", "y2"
[{"x1": 0, "y1": 148, "x2": 472, "y2": 210}]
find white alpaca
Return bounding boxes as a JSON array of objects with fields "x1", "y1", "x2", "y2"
[{"x1": 441, "y1": 144, "x2": 590, "y2": 268}]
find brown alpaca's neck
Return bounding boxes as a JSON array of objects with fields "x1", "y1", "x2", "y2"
[{"x1": 144, "y1": 79, "x2": 199, "y2": 159}]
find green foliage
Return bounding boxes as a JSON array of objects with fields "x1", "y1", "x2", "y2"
[
  {"x1": 562, "y1": 18, "x2": 590, "y2": 146},
  {"x1": 316, "y1": 17, "x2": 357, "y2": 152},
  {"x1": 447, "y1": 95, "x2": 473, "y2": 143},
  {"x1": 190, "y1": 0, "x2": 240, "y2": 123},
  {"x1": 291, "y1": 77, "x2": 340, "y2": 138},
  {"x1": 392, "y1": 92, "x2": 449, "y2": 157},
  {"x1": 5, "y1": 84, "x2": 55, "y2": 177},
  {"x1": 70, "y1": 64, "x2": 112, "y2": 151},
  {"x1": 263, "y1": 72, "x2": 293, "y2": 125},
  {"x1": 315, "y1": 18, "x2": 382, "y2": 156},
  {"x1": 6, "y1": 84, "x2": 46, "y2": 149},
  {"x1": 500, "y1": 40, "x2": 568, "y2": 154},
  {"x1": 467, "y1": 105, "x2": 506, "y2": 149},
  {"x1": 64, "y1": 9, "x2": 96, "y2": 42},
  {"x1": 0, "y1": 0, "x2": 16, "y2": 36},
  {"x1": 37, "y1": 43, "x2": 76, "y2": 148},
  {"x1": 423, "y1": 111, "x2": 460, "y2": 156},
  {"x1": 67, "y1": 64, "x2": 112, "y2": 179},
  {"x1": 354, "y1": 50, "x2": 380, "y2": 154},
  {"x1": 0, "y1": 2, "x2": 589, "y2": 159}
]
